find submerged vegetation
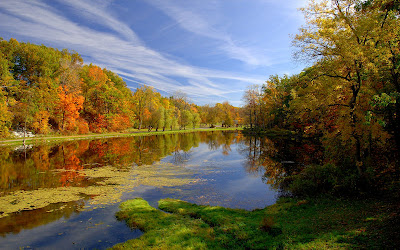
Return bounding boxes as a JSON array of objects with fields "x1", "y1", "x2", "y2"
[{"x1": 114, "y1": 196, "x2": 400, "y2": 249}]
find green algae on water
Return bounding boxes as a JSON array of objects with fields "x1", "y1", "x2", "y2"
[{"x1": 0, "y1": 162, "x2": 198, "y2": 218}]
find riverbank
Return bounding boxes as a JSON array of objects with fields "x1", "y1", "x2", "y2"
[
  {"x1": 114, "y1": 196, "x2": 400, "y2": 249},
  {"x1": 0, "y1": 127, "x2": 242, "y2": 146}
]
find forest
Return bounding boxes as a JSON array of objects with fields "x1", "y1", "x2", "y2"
[
  {"x1": 1, "y1": 0, "x2": 399, "y2": 197},
  {"x1": 0, "y1": 1, "x2": 399, "y2": 248},
  {"x1": 0, "y1": 38, "x2": 242, "y2": 137},
  {"x1": 241, "y1": 0, "x2": 400, "y2": 195}
]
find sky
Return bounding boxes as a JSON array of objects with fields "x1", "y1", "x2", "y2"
[{"x1": 0, "y1": 0, "x2": 309, "y2": 106}]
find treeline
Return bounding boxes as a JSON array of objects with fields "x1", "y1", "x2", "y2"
[
  {"x1": 0, "y1": 38, "x2": 242, "y2": 137},
  {"x1": 243, "y1": 0, "x2": 400, "y2": 194}
]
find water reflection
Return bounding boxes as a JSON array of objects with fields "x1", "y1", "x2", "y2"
[
  {"x1": 0, "y1": 132, "x2": 245, "y2": 219},
  {"x1": 0, "y1": 134, "x2": 205, "y2": 195},
  {"x1": 0, "y1": 132, "x2": 322, "y2": 214},
  {"x1": 239, "y1": 135, "x2": 323, "y2": 189},
  {"x1": 0, "y1": 131, "x2": 321, "y2": 248},
  {"x1": 0, "y1": 199, "x2": 87, "y2": 237}
]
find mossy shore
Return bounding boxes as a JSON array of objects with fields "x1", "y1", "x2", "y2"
[
  {"x1": 113, "y1": 196, "x2": 399, "y2": 249},
  {"x1": 0, "y1": 127, "x2": 242, "y2": 146}
]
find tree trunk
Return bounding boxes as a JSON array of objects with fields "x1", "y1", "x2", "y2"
[
  {"x1": 249, "y1": 109, "x2": 253, "y2": 129},
  {"x1": 393, "y1": 74, "x2": 400, "y2": 155}
]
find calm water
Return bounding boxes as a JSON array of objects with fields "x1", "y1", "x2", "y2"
[{"x1": 0, "y1": 131, "x2": 318, "y2": 249}]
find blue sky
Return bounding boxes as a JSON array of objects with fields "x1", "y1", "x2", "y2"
[{"x1": 0, "y1": 0, "x2": 308, "y2": 106}]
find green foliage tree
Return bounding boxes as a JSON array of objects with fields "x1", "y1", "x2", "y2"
[
  {"x1": 156, "y1": 106, "x2": 165, "y2": 131},
  {"x1": 180, "y1": 110, "x2": 192, "y2": 130},
  {"x1": 163, "y1": 108, "x2": 173, "y2": 131},
  {"x1": 192, "y1": 111, "x2": 201, "y2": 129}
]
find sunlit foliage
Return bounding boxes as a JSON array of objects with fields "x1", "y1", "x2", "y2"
[
  {"x1": 242, "y1": 0, "x2": 400, "y2": 193},
  {"x1": 0, "y1": 38, "x2": 244, "y2": 137}
]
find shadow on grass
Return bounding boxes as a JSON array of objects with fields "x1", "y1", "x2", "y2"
[{"x1": 113, "y1": 197, "x2": 400, "y2": 249}]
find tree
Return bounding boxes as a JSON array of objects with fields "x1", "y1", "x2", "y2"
[
  {"x1": 0, "y1": 91, "x2": 12, "y2": 137},
  {"x1": 206, "y1": 106, "x2": 218, "y2": 127},
  {"x1": 242, "y1": 85, "x2": 262, "y2": 129},
  {"x1": 81, "y1": 64, "x2": 134, "y2": 132},
  {"x1": 0, "y1": 49, "x2": 15, "y2": 137},
  {"x1": 155, "y1": 106, "x2": 165, "y2": 132},
  {"x1": 293, "y1": 0, "x2": 393, "y2": 174},
  {"x1": 132, "y1": 85, "x2": 156, "y2": 130},
  {"x1": 180, "y1": 110, "x2": 192, "y2": 130},
  {"x1": 359, "y1": 0, "x2": 400, "y2": 152},
  {"x1": 163, "y1": 108, "x2": 173, "y2": 131},
  {"x1": 192, "y1": 111, "x2": 201, "y2": 129},
  {"x1": 56, "y1": 85, "x2": 84, "y2": 133}
]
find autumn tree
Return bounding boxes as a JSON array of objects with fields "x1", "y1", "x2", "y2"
[
  {"x1": 358, "y1": 0, "x2": 400, "y2": 152},
  {"x1": 0, "y1": 45, "x2": 15, "y2": 137},
  {"x1": 293, "y1": 0, "x2": 395, "y2": 174},
  {"x1": 180, "y1": 110, "x2": 192, "y2": 130},
  {"x1": 80, "y1": 65, "x2": 134, "y2": 132},
  {"x1": 192, "y1": 111, "x2": 201, "y2": 129},
  {"x1": 206, "y1": 105, "x2": 219, "y2": 127},
  {"x1": 162, "y1": 107, "x2": 173, "y2": 131},
  {"x1": 242, "y1": 85, "x2": 262, "y2": 129},
  {"x1": 155, "y1": 106, "x2": 165, "y2": 131},
  {"x1": 56, "y1": 85, "x2": 85, "y2": 133},
  {"x1": 133, "y1": 85, "x2": 158, "y2": 130},
  {"x1": 0, "y1": 38, "x2": 245, "y2": 138}
]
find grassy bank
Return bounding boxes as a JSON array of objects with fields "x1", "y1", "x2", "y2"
[
  {"x1": 113, "y1": 196, "x2": 399, "y2": 249},
  {"x1": 0, "y1": 127, "x2": 242, "y2": 146}
]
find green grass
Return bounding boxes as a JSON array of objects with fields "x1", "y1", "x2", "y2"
[
  {"x1": 113, "y1": 196, "x2": 400, "y2": 249},
  {"x1": 0, "y1": 127, "x2": 242, "y2": 146}
]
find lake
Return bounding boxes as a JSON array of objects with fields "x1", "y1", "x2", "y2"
[{"x1": 0, "y1": 131, "x2": 317, "y2": 249}]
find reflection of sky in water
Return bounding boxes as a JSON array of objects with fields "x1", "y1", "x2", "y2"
[
  {"x1": 161, "y1": 143, "x2": 277, "y2": 209},
  {"x1": 0, "y1": 132, "x2": 278, "y2": 249}
]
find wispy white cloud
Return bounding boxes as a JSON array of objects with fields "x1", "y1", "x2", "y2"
[
  {"x1": 0, "y1": 0, "x2": 266, "y2": 104},
  {"x1": 145, "y1": 0, "x2": 272, "y2": 67},
  {"x1": 53, "y1": 0, "x2": 142, "y2": 43}
]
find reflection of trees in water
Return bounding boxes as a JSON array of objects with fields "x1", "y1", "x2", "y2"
[
  {"x1": 0, "y1": 131, "x2": 242, "y2": 236},
  {"x1": 238, "y1": 136, "x2": 280, "y2": 178},
  {"x1": 0, "y1": 198, "x2": 87, "y2": 236},
  {"x1": 239, "y1": 135, "x2": 323, "y2": 189},
  {"x1": 3, "y1": 132, "x2": 314, "y2": 194},
  {"x1": 205, "y1": 132, "x2": 219, "y2": 151},
  {"x1": 0, "y1": 131, "x2": 240, "y2": 194},
  {"x1": 173, "y1": 148, "x2": 190, "y2": 166},
  {"x1": 201, "y1": 131, "x2": 237, "y2": 153}
]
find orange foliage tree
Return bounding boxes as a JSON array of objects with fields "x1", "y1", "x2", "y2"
[{"x1": 56, "y1": 85, "x2": 85, "y2": 133}]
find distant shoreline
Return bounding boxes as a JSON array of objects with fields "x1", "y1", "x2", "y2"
[{"x1": 0, "y1": 127, "x2": 243, "y2": 146}]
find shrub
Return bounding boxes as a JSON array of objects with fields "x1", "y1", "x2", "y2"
[
  {"x1": 260, "y1": 216, "x2": 282, "y2": 236},
  {"x1": 284, "y1": 163, "x2": 363, "y2": 197}
]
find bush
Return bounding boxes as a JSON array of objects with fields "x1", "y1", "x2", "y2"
[{"x1": 284, "y1": 163, "x2": 362, "y2": 197}]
